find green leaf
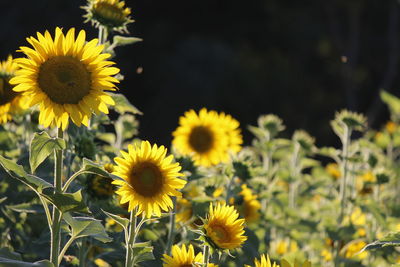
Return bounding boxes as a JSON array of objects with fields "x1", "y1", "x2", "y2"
[
  {"x1": 109, "y1": 93, "x2": 142, "y2": 115},
  {"x1": 112, "y1": 35, "x2": 142, "y2": 47},
  {"x1": 30, "y1": 132, "x2": 66, "y2": 173},
  {"x1": 6, "y1": 203, "x2": 44, "y2": 213},
  {"x1": 364, "y1": 232, "x2": 400, "y2": 251},
  {"x1": 130, "y1": 241, "x2": 154, "y2": 265},
  {"x1": 0, "y1": 257, "x2": 53, "y2": 267},
  {"x1": 43, "y1": 190, "x2": 89, "y2": 213},
  {"x1": 381, "y1": 90, "x2": 400, "y2": 115},
  {"x1": 102, "y1": 209, "x2": 129, "y2": 231},
  {"x1": 63, "y1": 213, "x2": 112, "y2": 243},
  {"x1": 0, "y1": 155, "x2": 52, "y2": 193},
  {"x1": 0, "y1": 248, "x2": 21, "y2": 261},
  {"x1": 82, "y1": 158, "x2": 124, "y2": 182}
]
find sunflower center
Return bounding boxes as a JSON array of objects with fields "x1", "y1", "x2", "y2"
[
  {"x1": 38, "y1": 56, "x2": 91, "y2": 104},
  {"x1": 129, "y1": 162, "x2": 163, "y2": 197},
  {"x1": 0, "y1": 77, "x2": 18, "y2": 105},
  {"x1": 189, "y1": 126, "x2": 213, "y2": 153},
  {"x1": 212, "y1": 224, "x2": 230, "y2": 242}
]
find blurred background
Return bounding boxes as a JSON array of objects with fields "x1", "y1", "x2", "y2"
[{"x1": 1, "y1": 0, "x2": 399, "y2": 147}]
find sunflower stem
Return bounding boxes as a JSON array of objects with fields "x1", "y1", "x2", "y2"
[
  {"x1": 50, "y1": 128, "x2": 64, "y2": 266},
  {"x1": 165, "y1": 197, "x2": 177, "y2": 255},
  {"x1": 125, "y1": 209, "x2": 137, "y2": 267},
  {"x1": 203, "y1": 245, "x2": 210, "y2": 267}
]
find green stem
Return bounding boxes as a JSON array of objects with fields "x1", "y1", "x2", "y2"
[
  {"x1": 78, "y1": 240, "x2": 86, "y2": 267},
  {"x1": 50, "y1": 128, "x2": 64, "y2": 266},
  {"x1": 125, "y1": 209, "x2": 137, "y2": 267},
  {"x1": 62, "y1": 170, "x2": 89, "y2": 192},
  {"x1": 203, "y1": 245, "x2": 210, "y2": 267},
  {"x1": 58, "y1": 236, "x2": 76, "y2": 265},
  {"x1": 165, "y1": 197, "x2": 177, "y2": 255},
  {"x1": 338, "y1": 126, "x2": 351, "y2": 224},
  {"x1": 38, "y1": 195, "x2": 52, "y2": 229}
]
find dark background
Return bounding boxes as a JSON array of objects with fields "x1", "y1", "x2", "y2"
[{"x1": 1, "y1": 0, "x2": 399, "y2": 148}]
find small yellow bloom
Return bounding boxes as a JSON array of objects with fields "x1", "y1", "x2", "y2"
[
  {"x1": 245, "y1": 254, "x2": 280, "y2": 267},
  {"x1": 386, "y1": 121, "x2": 397, "y2": 134},
  {"x1": 94, "y1": 258, "x2": 111, "y2": 267},
  {"x1": 344, "y1": 241, "x2": 368, "y2": 260},
  {"x1": 112, "y1": 141, "x2": 186, "y2": 218},
  {"x1": 321, "y1": 248, "x2": 332, "y2": 262},
  {"x1": 275, "y1": 240, "x2": 298, "y2": 256},
  {"x1": 162, "y1": 244, "x2": 218, "y2": 267},
  {"x1": 326, "y1": 163, "x2": 341, "y2": 179},
  {"x1": 203, "y1": 203, "x2": 247, "y2": 250},
  {"x1": 350, "y1": 207, "x2": 366, "y2": 226}
]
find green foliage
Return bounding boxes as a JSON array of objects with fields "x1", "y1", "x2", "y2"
[
  {"x1": 63, "y1": 213, "x2": 112, "y2": 243},
  {"x1": 29, "y1": 132, "x2": 66, "y2": 173}
]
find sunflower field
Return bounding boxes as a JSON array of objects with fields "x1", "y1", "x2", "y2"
[{"x1": 1, "y1": 1, "x2": 400, "y2": 267}]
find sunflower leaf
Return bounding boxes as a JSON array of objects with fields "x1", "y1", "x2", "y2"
[
  {"x1": 360, "y1": 231, "x2": 400, "y2": 252},
  {"x1": 82, "y1": 158, "x2": 123, "y2": 182},
  {"x1": 102, "y1": 209, "x2": 129, "y2": 231},
  {"x1": 29, "y1": 132, "x2": 66, "y2": 173},
  {"x1": 130, "y1": 242, "x2": 154, "y2": 265},
  {"x1": 109, "y1": 93, "x2": 142, "y2": 115},
  {"x1": 63, "y1": 213, "x2": 112, "y2": 243},
  {"x1": 0, "y1": 155, "x2": 52, "y2": 193},
  {"x1": 0, "y1": 256, "x2": 53, "y2": 267},
  {"x1": 112, "y1": 36, "x2": 142, "y2": 47},
  {"x1": 42, "y1": 190, "x2": 90, "y2": 213}
]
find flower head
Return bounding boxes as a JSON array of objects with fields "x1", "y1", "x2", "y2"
[
  {"x1": 0, "y1": 55, "x2": 28, "y2": 123},
  {"x1": 162, "y1": 244, "x2": 218, "y2": 267},
  {"x1": 173, "y1": 108, "x2": 242, "y2": 167},
  {"x1": 10, "y1": 27, "x2": 119, "y2": 130},
  {"x1": 83, "y1": 0, "x2": 133, "y2": 32},
  {"x1": 245, "y1": 254, "x2": 280, "y2": 267},
  {"x1": 112, "y1": 141, "x2": 186, "y2": 218},
  {"x1": 203, "y1": 203, "x2": 247, "y2": 250}
]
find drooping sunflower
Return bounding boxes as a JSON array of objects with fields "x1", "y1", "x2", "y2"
[
  {"x1": 245, "y1": 254, "x2": 280, "y2": 267},
  {"x1": 218, "y1": 112, "x2": 243, "y2": 153},
  {"x1": 83, "y1": 0, "x2": 133, "y2": 33},
  {"x1": 172, "y1": 108, "x2": 230, "y2": 167},
  {"x1": 0, "y1": 56, "x2": 28, "y2": 123},
  {"x1": 112, "y1": 140, "x2": 186, "y2": 218},
  {"x1": 235, "y1": 184, "x2": 261, "y2": 223},
  {"x1": 203, "y1": 203, "x2": 247, "y2": 250},
  {"x1": 10, "y1": 27, "x2": 119, "y2": 130}
]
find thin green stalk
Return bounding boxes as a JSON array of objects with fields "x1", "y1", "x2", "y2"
[
  {"x1": 126, "y1": 209, "x2": 137, "y2": 267},
  {"x1": 58, "y1": 236, "x2": 76, "y2": 265},
  {"x1": 78, "y1": 240, "x2": 86, "y2": 267},
  {"x1": 50, "y1": 128, "x2": 64, "y2": 266},
  {"x1": 338, "y1": 126, "x2": 351, "y2": 224},
  {"x1": 38, "y1": 195, "x2": 52, "y2": 229},
  {"x1": 203, "y1": 245, "x2": 210, "y2": 267},
  {"x1": 165, "y1": 197, "x2": 177, "y2": 255}
]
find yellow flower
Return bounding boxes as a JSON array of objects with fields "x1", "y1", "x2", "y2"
[
  {"x1": 176, "y1": 198, "x2": 193, "y2": 224},
  {"x1": 87, "y1": 173, "x2": 114, "y2": 198},
  {"x1": 386, "y1": 121, "x2": 397, "y2": 134},
  {"x1": 326, "y1": 163, "x2": 341, "y2": 179},
  {"x1": 280, "y1": 259, "x2": 311, "y2": 267},
  {"x1": 344, "y1": 240, "x2": 367, "y2": 260},
  {"x1": 203, "y1": 203, "x2": 247, "y2": 250},
  {"x1": 235, "y1": 184, "x2": 261, "y2": 223},
  {"x1": 94, "y1": 258, "x2": 111, "y2": 267},
  {"x1": 172, "y1": 108, "x2": 230, "y2": 167},
  {"x1": 350, "y1": 207, "x2": 366, "y2": 226},
  {"x1": 213, "y1": 187, "x2": 224, "y2": 198},
  {"x1": 245, "y1": 254, "x2": 280, "y2": 267},
  {"x1": 275, "y1": 240, "x2": 298, "y2": 256},
  {"x1": 83, "y1": 0, "x2": 133, "y2": 32},
  {"x1": 321, "y1": 248, "x2": 332, "y2": 262},
  {"x1": 112, "y1": 141, "x2": 186, "y2": 218},
  {"x1": 162, "y1": 244, "x2": 218, "y2": 267},
  {"x1": 10, "y1": 27, "x2": 119, "y2": 130},
  {"x1": 0, "y1": 55, "x2": 28, "y2": 123},
  {"x1": 218, "y1": 112, "x2": 243, "y2": 153}
]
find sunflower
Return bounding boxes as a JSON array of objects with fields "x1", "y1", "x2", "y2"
[
  {"x1": 245, "y1": 254, "x2": 280, "y2": 267},
  {"x1": 112, "y1": 140, "x2": 186, "y2": 218},
  {"x1": 10, "y1": 27, "x2": 119, "y2": 130},
  {"x1": 83, "y1": 0, "x2": 133, "y2": 32},
  {"x1": 235, "y1": 184, "x2": 261, "y2": 223},
  {"x1": 0, "y1": 56, "x2": 28, "y2": 123},
  {"x1": 162, "y1": 244, "x2": 218, "y2": 267},
  {"x1": 172, "y1": 108, "x2": 230, "y2": 167},
  {"x1": 203, "y1": 203, "x2": 247, "y2": 250}
]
